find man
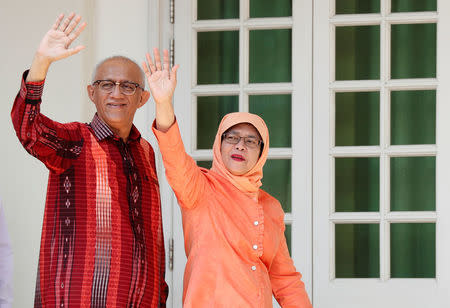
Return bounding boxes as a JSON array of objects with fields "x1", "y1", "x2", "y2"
[
  {"x1": 0, "y1": 197, "x2": 13, "y2": 308},
  {"x1": 11, "y1": 13, "x2": 167, "y2": 307}
]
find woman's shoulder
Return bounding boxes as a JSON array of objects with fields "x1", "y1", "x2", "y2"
[{"x1": 259, "y1": 189, "x2": 284, "y2": 213}]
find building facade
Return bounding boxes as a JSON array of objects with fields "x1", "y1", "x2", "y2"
[{"x1": 1, "y1": 0, "x2": 449, "y2": 307}]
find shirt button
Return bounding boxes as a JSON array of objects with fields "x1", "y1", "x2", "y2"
[
  {"x1": 251, "y1": 265, "x2": 256, "y2": 271},
  {"x1": 254, "y1": 221, "x2": 259, "y2": 226},
  {"x1": 253, "y1": 245, "x2": 258, "y2": 250}
]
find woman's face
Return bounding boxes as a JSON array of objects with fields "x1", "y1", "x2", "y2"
[{"x1": 220, "y1": 123, "x2": 262, "y2": 176}]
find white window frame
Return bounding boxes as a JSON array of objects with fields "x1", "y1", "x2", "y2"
[
  {"x1": 313, "y1": 0, "x2": 450, "y2": 307},
  {"x1": 172, "y1": 0, "x2": 313, "y2": 306}
]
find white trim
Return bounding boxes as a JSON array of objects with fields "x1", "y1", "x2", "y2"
[
  {"x1": 330, "y1": 12, "x2": 438, "y2": 26},
  {"x1": 314, "y1": 0, "x2": 448, "y2": 306},
  {"x1": 329, "y1": 79, "x2": 438, "y2": 91},
  {"x1": 331, "y1": 145, "x2": 437, "y2": 156},
  {"x1": 191, "y1": 83, "x2": 294, "y2": 94}
]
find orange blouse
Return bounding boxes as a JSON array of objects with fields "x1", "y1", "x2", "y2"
[{"x1": 153, "y1": 121, "x2": 312, "y2": 307}]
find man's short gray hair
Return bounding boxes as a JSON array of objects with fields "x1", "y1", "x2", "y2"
[{"x1": 91, "y1": 55, "x2": 145, "y2": 87}]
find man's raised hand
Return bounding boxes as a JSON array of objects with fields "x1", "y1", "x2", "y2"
[
  {"x1": 27, "y1": 13, "x2": 86, "y2": 82},
  {"x1": 39, "y1": 13, "x2": 86, "y2": 63}
]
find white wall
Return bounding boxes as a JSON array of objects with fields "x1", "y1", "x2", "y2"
[{"x1": 0, "y1": 1, "x2": 170, "y2": 307}]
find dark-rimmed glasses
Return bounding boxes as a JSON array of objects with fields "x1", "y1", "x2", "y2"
[
  {"x1": 92, "y1": 79, "x2": 144, "y2": 96},
  {"x1": 222, "y1": 133, "x2": 262, "y2": 149}
]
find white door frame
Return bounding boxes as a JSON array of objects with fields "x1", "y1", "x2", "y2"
[
  {"x1": 171, "y1": 0, "x2": 313, "y2": 306},
  {"x1": 313, "y1": 0, "x2": 450, "y2": 306}
]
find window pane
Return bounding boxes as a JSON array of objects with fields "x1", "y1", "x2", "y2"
[
  {"x1": 390, "y1": 157, "x2": 435, "y2": 211},
  {"x1": 197, "y1": 160, "x2": 212, "y2": 169},
  {"x1": 336, "y1": 224, "x2": 380, "y2": 278},
  {"x1": 198, "y1": 31, "x2": 239, "y2": 84},
  {"x1": 391, "y1": 90, "x2": 436, "y2": 145},
  {"x1": 335, "y1": 0, "x2": 380, "y2": 14},
  {"x1": 335, "y1": 92, "x2": 380, "y2": 146},
  {"x1": 250, "y1": 0, "x2": 292, "y2": 18},
  {"x1": 336, "y1": 26, "x2": 380, "y2": 80},
  {"x1": 197, "y1": 96, "x2": 239, "y2": 149},
  {"x1": 197, "y1": 0, "x2": 239, "y2": 20},
  {"x1": 250, "y1": 29, "x2": 292, "y2": 83},
  {"x1": 391, "y1": 24, "x2": 436, "y2": 79},
  {"x1": 391, "y1": 223, "x2": 436, "y2": 278},
  {"x1": 249, "y1": 95, "x2": 291, "y2": 148},
  {"x1": 285, "y1": 224, "x2": 292, "y2": 255},
  {"x1": 335, "y1": 158, "x2": 379, "y2": 212},
  {"x1": 391, "y1": 0, "x2": 437, "y2": 12},
  {"x1": 262, "y1": 159, "x2": 291, "y2": 212}
]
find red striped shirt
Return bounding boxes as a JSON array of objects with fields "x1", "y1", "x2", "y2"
[{"x1": 11, "y1": 71, "x2": 168, "y2": 307}]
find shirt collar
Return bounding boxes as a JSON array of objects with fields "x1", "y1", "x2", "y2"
[{"x1": 89, "y1": 113, "x2": 141, "y2": 142}]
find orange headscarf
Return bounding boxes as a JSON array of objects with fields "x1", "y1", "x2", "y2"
[{"x1": 211, "y1": 112, "x2": 269, "y2": 201}]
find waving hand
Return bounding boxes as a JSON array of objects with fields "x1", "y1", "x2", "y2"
[
  {"x1": 27, "y1": 13, "x2": 86, "y2": 82},
  {"x1": 142, "y1": 48, "x2": 179, "y2": 132}
]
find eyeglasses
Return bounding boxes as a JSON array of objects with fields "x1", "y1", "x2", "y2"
[
  {"x1": 222, "y1": 133, "x2": 262, "y2": 149},
  {"x1": 92, "y1": 79, "x2": 144, "y2": 95}
]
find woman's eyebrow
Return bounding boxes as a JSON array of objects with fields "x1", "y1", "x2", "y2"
[{"x1": 227, "y1": 130, "x2": 258, "y2": 138}]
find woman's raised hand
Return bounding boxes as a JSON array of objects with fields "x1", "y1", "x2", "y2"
[
  {"x1": 143, "y1": 48, "x2": 179, "y2": 132},
  {"x1": 142, "y1": 48, "x2": 179, "y2": 105}
]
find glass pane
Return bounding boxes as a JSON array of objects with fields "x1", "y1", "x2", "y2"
[
  {"x1": 336, "y1": 0, "x2": 380, "y2": 14},
  {"x1": 335, "y1": 224, "x2": 380, "y2": 278},
  {"x1": 391, "y1": 223, "x2": 435, "y2": 278},
  {"x1": 391, "y1": 0, "x2": 437, "y2": 12},
  {"x1": 250, "y1": 29, "x2": 292, "y2": 83},
  {"x1": 197, "y1": 96, "x2": 239, "y2": 149},
  {"x1": 285, "y1": 224, "x2": 292, "y2": 255},
  {"x1": 335, "y1": 92, "x2": 380, "y2": 146},
  {"x1": 197, "y1": 0, "x2": 239, "y2": 20},
  {"x1": 335, "y1": 158, "x2": 379, "y2": 212},
  {"x1": 390, "y1": 157, "x2": 435, "y2": 211},
  {"x1": 391, "y1": 90, "x2": 436, "y2": 145},
  {"x1": 197, "y1": 160, "x2": 212, "y2": 169},
  {"x1": 250, "y1": 0, "x2": 292, "y2": 18},
  {"x1": 262, "y1": 159, "x2": 291, "y2": 212},
  {"x1": 391, "y1": 24, "x2": 436, "y2": 79},
  {"x1": 198, "y1": 31, "x2": 239, "y2": 84},
  {"x1": 336, "y1": 26, "x2": 380, "y2": 80},
  {"x1": 249, "y1": 95, "x2": 291, "y2": 147}
]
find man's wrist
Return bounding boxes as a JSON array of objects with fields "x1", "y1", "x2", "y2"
[{"x1": 26, "y1": 53, "x2": 51, "y2": 82}]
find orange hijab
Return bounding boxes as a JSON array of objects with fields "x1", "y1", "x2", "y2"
[{"x1": 211, "y1": 112, "x2": 269, "y2": 201}]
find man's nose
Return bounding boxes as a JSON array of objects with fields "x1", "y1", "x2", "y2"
[{"x1": 110, "y1": 84, "x2": 123, "y2": 96}]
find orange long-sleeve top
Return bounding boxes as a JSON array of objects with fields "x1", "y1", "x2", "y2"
[{"x1": 153, "y1": 121, "x2": 312, "y2": 307}]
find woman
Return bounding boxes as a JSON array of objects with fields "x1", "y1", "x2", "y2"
[{"x1": 143, "y1": 49, "x2": 312, "y2": 307}]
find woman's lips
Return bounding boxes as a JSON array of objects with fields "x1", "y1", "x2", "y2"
[{"x1": 231, "y1": 154, "x2": 245, "y2": 161}]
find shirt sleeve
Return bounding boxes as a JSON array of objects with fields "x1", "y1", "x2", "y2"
[
  {"x1": 152, "y1": 120, "x2": 207, "y2": 209},
  {"x1": 11, "y1": 70, "x2": 84, "y2": 173},
  {"x1": 270, "y1": 228, "x2": 313, "y2": 308},
  {"x1": 0, "y1": 199, "x2": 13, "y2": 307}
]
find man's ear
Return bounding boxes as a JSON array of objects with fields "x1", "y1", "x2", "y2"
[
  {"x1": 87, "y1": 85, "x2": 95, "y2": 102},
  {"x1": 138, "y1": 90, "x2": 151, "y2": 108}
]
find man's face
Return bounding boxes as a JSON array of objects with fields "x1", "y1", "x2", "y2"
[
  {"x1": 220, "y1": 123, "x2": 262, "y2": 176},
  {"x1": 87, "y1": 59, "x2": 149, "y2": 138}
]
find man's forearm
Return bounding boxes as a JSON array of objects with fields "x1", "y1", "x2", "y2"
[{"x1": 26, "y1": 53, "x2": 51, "y2": 82}]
